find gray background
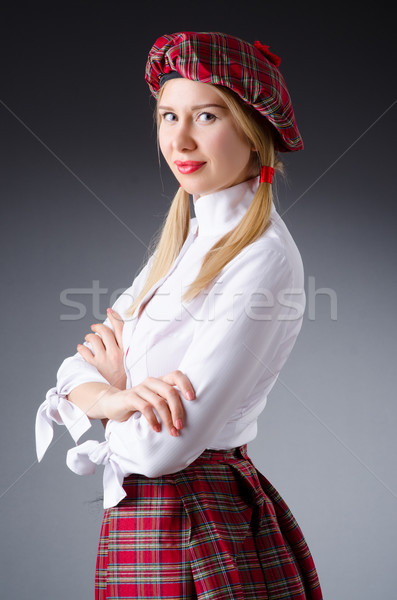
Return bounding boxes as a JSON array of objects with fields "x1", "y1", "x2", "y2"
[{"x1": 1, "y1": 1, "x2": 396, "y2": 598}]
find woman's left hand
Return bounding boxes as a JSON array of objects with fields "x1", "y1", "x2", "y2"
[{"x1": 77, "y1": 308, "x2": 127, "y2": 390}]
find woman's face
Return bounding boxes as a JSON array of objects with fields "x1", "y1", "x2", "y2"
[{"x1": 158, "y1": 78, "x2": 255, "y2": 198}]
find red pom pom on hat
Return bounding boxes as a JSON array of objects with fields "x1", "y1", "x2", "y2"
[{"x1": 253, "y1": 41, "x2": 281, "y2": 67}]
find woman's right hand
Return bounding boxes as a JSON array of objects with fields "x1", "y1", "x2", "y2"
[{"x1": 100, "y1": 370, "x2": 196, "y2": 437}]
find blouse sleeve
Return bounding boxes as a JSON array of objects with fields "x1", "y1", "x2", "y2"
[
  {"x1": 35, "y1": 258, "x2": 153, "y2": 462},
  {"x1": 66, "y1": 243, "x2": 306, "y2": 508}
]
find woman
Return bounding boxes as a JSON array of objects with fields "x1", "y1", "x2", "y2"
[{"x1": 35, "y1": 32, "x2": 323, "y2": 599}]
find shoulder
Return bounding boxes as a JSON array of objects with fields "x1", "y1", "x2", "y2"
[{"x1": 222, "y1": 211, "x2": 305, "y2": 290}]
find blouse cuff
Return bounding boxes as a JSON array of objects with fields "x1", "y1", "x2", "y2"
[
  {"x1": 35, "y1": 386, "x2": 92, "y2": 462},
  {"x1": 66, "y1": 438, "x2": 127, "y2": 509}
]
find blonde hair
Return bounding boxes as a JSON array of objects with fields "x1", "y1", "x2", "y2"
[{"x1": 125, "y1": 83, "x2": 283, "y2": 319}]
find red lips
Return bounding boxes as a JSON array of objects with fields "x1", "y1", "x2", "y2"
[{"x1": 174, "y1": 161, "x2": 206, "y2": 174}]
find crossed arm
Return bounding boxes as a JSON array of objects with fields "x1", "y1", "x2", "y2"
[{"x1": 68, "y1": 307, "x2": 196, "y2": 436}]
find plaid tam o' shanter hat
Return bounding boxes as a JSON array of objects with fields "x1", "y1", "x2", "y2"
[{"x1": 145, "y1": 31, "x2": 303, "y2": 152}]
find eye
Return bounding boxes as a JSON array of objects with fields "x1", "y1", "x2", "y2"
[
  {"x1": 160, "y1": 112, "x2": 176, "y2": 122},
  {"x1": 197, "y1": 112, "x2": 216, "y2": 123}
]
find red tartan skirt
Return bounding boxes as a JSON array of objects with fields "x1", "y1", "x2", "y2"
[{"x1": 95, "y1": 444, "x2": 323, "y2": 600}]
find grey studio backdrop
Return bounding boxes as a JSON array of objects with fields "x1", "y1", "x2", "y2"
[{"x1": 1, "y1": 2, "x2": 396, "y2": 599}]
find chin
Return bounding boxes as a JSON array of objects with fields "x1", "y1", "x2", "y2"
[
  {"x1": 173, "y1": 172, "x2": 211, "y2": 196},
  {"x1": 176, "y1": 181, "x2": 203, "y2": 196},
  {"x1": 184, "y1": 186, "x2": 213, "y2": 198}
]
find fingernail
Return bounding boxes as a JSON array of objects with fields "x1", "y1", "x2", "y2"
[
  {"x1": 171, "y1": 427, "x2": 179, "y2": 437},
  {"x1": 107, "y1": 307, "x2": 114, "y2": 314},
  {"x1": 154, "y1": 424, "x2": 161, "y2": 432},
  {"x1": 175, "y1": 419, "x2": 183, "y2": 430},
  {"x1": 185, "y1": 391, "x2": 194, "y2": 400}
]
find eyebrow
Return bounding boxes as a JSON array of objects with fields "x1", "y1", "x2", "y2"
[{"x1": 158, "y1": 103, "x2": 228, "y2": 111}]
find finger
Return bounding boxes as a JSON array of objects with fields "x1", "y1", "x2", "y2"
[
  {"x1": 142, "y1": 378, "x2": 185, "y2": 433},
  {"x1": 106, "y1": 308, "x2": 124, "y2": 350},
  {"x1": 124, "y1": 391, "x2": 162, "y2": 432},
  {"x1": 140, "y1": 388, "x2": 178, "y2": 436},
  {"x1": 107, "y1": 307, "x2": 124, "y2": 324},
  {"x1": 161, "y1": 370, "x2": 196, "y2": 401},
  {"x1": 76, "y1": 342, "x2": 95, "y2": 365},
  {"x1": 84, "y1": 332, "x2": 105, "y2": 355},
  {"x1": 90, "y1": 323, "x2": 121, "y2": 351}
]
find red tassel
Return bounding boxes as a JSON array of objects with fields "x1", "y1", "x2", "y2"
[
  {"x1": 253, "y1": 41, "x2": 281, "y2": 67},
  {"x1": 259, "y1": 165, "x2": 275, "y2": 184}
]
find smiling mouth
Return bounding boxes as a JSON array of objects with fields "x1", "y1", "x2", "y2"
[{"x1": 174, "y1": 161, "x2": 206, "y2": 174}]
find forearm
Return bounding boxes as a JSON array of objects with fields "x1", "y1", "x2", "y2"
[{"x1": 67, "y1": 382, "x2": 119, "y2": 420}]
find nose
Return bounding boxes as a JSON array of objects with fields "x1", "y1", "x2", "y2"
[{"x1": 171, "y1": 119, "x2": 197, "y2": 153}]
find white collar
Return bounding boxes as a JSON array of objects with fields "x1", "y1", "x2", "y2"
[{"x1": 192, "y1": 176, "x2": 275, "y2": 238}]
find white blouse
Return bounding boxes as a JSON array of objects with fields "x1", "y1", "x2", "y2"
[{"x1": 35, "y1": 175, "x2": 306, "y2": 508}]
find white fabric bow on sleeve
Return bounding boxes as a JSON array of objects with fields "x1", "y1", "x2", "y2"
[
  {"x1": 66, "y1": 438, "x2": 127, "y2": 508},
  {"x1": 35, "y1": 386, "x2": 92, "y2": 462}
]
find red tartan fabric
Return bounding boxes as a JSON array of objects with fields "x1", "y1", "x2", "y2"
[
  {"x1": 96, "y1": 444, "x2": 323, "y2": 600},
  {"x1": 145, "y1": 31, "x2": 304, "y2": 153}
]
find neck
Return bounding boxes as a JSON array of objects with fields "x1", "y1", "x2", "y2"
[{"x1": 192, "y1": 176, "x2": 271, "y2": 238}]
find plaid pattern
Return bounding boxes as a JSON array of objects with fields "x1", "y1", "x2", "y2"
[
  {"x1": 96, "y1": 444, "x2": 322, "y2": 599},
  {"x1": 145, "y1": 32, "x2": 304, "y2": 153}
]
